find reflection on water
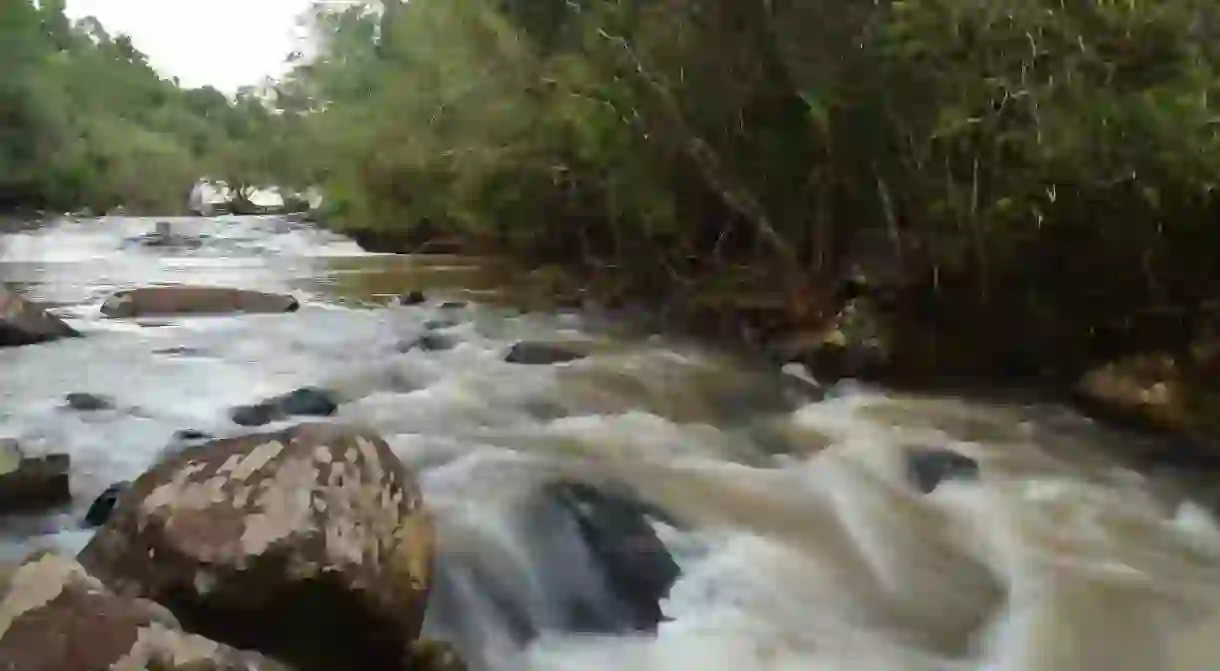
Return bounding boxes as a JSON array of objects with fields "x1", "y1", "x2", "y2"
[{"x1": 3, "y1": 215, "x2": 1220, "y2": 670}]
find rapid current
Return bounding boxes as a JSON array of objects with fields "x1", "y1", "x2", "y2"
[{"x1": 3, "y1": 215, "x2": 1220, "y2": 670}]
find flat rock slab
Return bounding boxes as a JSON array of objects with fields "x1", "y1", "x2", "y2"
[
  {"x1": 0, "y1": 553, "x2": 289, "y2": 671},
  {"x1": 0, "y1": 286, "x2": 80, "y2": 348},
  {"x1": 101, "y1": 287, "x2": 300, "y2": 318},
  {"x1": 80, "y1": 423, "x2": 434, "y2": 671}
]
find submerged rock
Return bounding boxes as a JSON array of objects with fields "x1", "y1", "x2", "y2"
[
  {"x1": 101, "y1": 286, "x2": 300, "y2": 318},
  {"x1": 505, "y1": 341, "x2": 588, "y2": 365},
  {"x1": 84, "y1": 481, "x2": 130, "y2": 528},
  {"x1": 65, "y1": 392, "x2": 115, "y2": 412},
  {"x1": 398, "y1": 332, "x2": 459, "y2": 353},
  {"x1": 907, "y1": 448, "x2": 980, "y2": 494},
  {"x1": 0, "y1": 286, "x2": 80, "y2": 348},
  {"x1": 230, "y1": 387, "x2": 338, "y2": 427},
  {"x1": 0, "y1": 553, "x2": 288, "y2": 670},
  {"x1": 398, "y1": 290, "x2": 427, "y2": 306},
  {"x1": 0, "y1": 451, "x2": 71, "y2": 515},
  {"x1": 79, "y1": 423, "x2": 435, "y2": 671},
  {"x1": 524, "y1": 481, "x2": 679, "y2": 633}
]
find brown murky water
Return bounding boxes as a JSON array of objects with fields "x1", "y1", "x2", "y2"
[{"x1": 3, "y1": 215, "x2": 1220, "y2": 670}]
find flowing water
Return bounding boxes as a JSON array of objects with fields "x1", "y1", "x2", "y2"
[{"x1": 3, "y1": 216, "x2": 1220, "y2": 670}]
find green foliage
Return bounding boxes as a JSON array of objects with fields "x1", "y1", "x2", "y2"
[
  {"x1": 0, "y1": 0, "x2": 302, "y2": 214},
  {"x1": 275, "y1": 0, "x2": 1220, "y2": 372}
]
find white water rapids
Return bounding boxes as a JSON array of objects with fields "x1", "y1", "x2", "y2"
[{"x1": 3, "y1": 216, "x2": 1220, "y2": 670}]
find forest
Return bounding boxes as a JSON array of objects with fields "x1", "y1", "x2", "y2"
[
  {"x1": 0, "y1": 0, "x2": 304, "y2": 214},
  {"x1": 6, "y1": 0, "x2": 1220, "y2": 431}
]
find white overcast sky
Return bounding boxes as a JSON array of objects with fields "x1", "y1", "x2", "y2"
[{"x1": 64, "y1": 0, "x2": 319, "y2": 93}]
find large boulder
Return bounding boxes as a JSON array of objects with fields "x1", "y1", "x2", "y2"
[
  {"x1": 0, "y1": 448, "x2": 71, "y2": 515},
  {"x1": 0, "y1": 286, "x2": 80, "y2": 347},
  {"x1": 79, "y1": 423, "x2": 434, "y2": 671},
  {"x1": 0, "y1": 553, "x2": 288, "y2": 671},
  {"x1": 101, "y1": 286, "x2": 300, "y2": 318}
]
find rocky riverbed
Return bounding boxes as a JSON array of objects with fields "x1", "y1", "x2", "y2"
[{"x1": 3, "y1": 215, "x2": 1220, "y2": 670}]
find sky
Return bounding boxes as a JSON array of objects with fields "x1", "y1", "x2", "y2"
[{"x1": 64, "y1": 0, "x2": 322, "y2": 93}]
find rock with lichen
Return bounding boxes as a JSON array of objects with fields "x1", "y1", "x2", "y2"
[
  {"x1": 0, "y1": 553, "x2": 289, "y2": 671},
  {"x1": 78, "y1": 423, "x2": 434, "y2": 671}
]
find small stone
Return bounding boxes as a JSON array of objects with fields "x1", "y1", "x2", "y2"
[
  {"x1": 907, "y1": 449, "x2": 980, "y2": 494},
  {"x1": 66, "y1": 392, "x2": 115, "y2": 411}
]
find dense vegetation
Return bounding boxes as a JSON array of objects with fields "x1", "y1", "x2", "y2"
[
  {"x1": 0, "y1": 0, "x2": 301, "y2": 214},
  {"x1": 5, "y1": 0, "x2": 1220, "y2": 414},
  {"x1": 288, "y1": 0, "x2": 1220, "y2": 386}
]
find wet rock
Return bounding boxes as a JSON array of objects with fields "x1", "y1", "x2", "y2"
[
  {"x1": 1074, "y1": 353, "x2": 1195, "y2": 433},
  {"x1": 784, "y1": 297, "x2": 893, "y2": 382},
  {"x1": 0, "y1": 553, "x2": 288, "y2": 671},
  {"x1": 505, "y1": 342, "x2": 588, "y2": 365},
  {"x1": 65, "y1": 392, "x2": 115, "y2": 412},
  {"x1": 129, "y1": 222, "x2": 205, "y2": 250},
  {"x1": 398, "y1": 291, "x2": 427, "y2": 306},
  {"x1": 101, "y1": 286, "x2": 300, "y2": 318},
  {"x1": 907, "y1": 449, "x2": 980, "y2": 494},
  {"x1": 398, "y1": 332, "x2": 459, "y2": 353},
  {"x1": 531, "y1": 481, "x2": 679, "y2": 632},
  {"x1": 0, "y1": 452, "x2": 71, "y2": 515},
  {"x1": 408, "y1": 639, "x2": 468, "y2": 671},
  {"x1": 0, "y1": 439, "x2": 20, "y2": 476},
  {"x1": 79, "y1": 423, "x2": 435, "y2": 671},
  {"x1": 438, "y1": 301, "x2": 467, "y2": 310},
  {"x1": 230, "y1": 387, "x2": 338, "y2": 427},
  {"x1": 84, "y1": 481, "x2": 130, "y2": 528},
  {"x1": 0, "y1": 286, "x2": 80, "y2": 347}
]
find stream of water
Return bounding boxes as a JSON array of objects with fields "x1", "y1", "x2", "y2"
[{"x1": 3, "y1": 216, "x2": 1220, "y2": 670}]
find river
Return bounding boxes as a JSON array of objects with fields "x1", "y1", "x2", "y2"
[{"x1": 3, "y1": 215, "x2": 1220, "y2": 670}]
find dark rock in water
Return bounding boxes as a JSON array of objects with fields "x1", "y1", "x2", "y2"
[
  {"x1": 230, "y1": 404, "x2": 277, "y2": 427},
  {"x1": 230, "y1": 387, "x2": 338, "y2": 427},
  {"x1": 907, "y1": 449, "x2": 980, "y2": 494},
  {"x1": 0, "y1": 553, "x2": 288, "y2": 670},
  {"x1": 65, "y1": 392, "x2": 115, "y2": 411},
  {"x1": 79, "y1": 423, "x2": 434, "y2": 671},
  {"x1": 399, "y1": 290, "x2": 427, "y2": 306},
  {"x1": 534, "y1": 481, "x2": 680, "y2": 632},
  {"x1": 0, "y1": 450, "x2": 72, "y2": 514},
  {"x1": 0, "y1": 286, "x2": 80, "y2": 348},
  {"x1": 423, "y1": 318, "x2": 460, "y2": 330},
  {"x1": 154, "y1": 346, "x2": 207, "y2": 357},
  {"x1": 101, "y1": 286, "x2": 300, "y2": 318},
  {"x1": 84, "y1": 481, "x2": 130, "y2": 528},
  {"x1": 438, "y1": 301, "x2": 467, "y2": 310},
  {"x1": 505, "y1": 342, "x2": 588, "y2": 365},
  {"x1": 399, "y1": 332, "x2": 459, "y2": 353},
  {"x1": 173, "y1": 429, "x2": 214, "y2": 442}
]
